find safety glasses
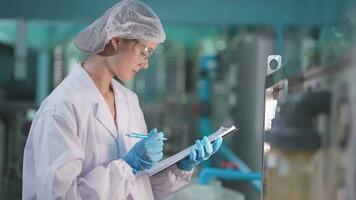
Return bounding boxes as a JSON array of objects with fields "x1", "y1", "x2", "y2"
[{"x1": 133, "y1": 39, "x2": 155, "y2": 60}]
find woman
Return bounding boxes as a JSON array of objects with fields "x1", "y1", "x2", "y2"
[{"x1": 22, "y1": 0, "x2": 222, "y2": 199}]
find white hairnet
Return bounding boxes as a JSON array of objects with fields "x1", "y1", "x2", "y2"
[{"x1": 74, "y1": 0, "x2": 166, "y2": 55}]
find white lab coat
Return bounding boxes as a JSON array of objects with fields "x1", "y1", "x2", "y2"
[{"x1": 22, "y1": 65, "x2": 193, "y2": 200}]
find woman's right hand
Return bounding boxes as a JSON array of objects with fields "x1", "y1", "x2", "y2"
[{"x1": 123, "y1": 129, "x2": 165, "y2": 173}]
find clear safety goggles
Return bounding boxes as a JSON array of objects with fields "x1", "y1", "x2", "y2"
[{"x1": 133, "y1": 40, "x2": 155, "y2": 60}]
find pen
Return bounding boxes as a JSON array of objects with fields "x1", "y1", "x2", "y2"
[{"x1": 125, "y1": 133, "x2": 168, "y2": 141}]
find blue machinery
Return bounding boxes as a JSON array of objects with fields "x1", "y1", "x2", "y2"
[{"x1": 197, "y1": 54, "x2": 262, "y2": 191}]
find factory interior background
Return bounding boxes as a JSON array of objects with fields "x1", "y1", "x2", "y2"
[{"x1": 1, "y1": 0, "x2": 356, "y2": 199}]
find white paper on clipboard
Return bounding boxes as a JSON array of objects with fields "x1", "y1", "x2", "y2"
[{"x1": 144, "y1": 125, "x2": 238, "y2": 177}]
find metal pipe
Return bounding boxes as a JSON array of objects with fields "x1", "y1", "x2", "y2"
[
  {"x1": 199, "y1": 167, "x2": 261, "y2": 185},
  {"x1": 219, "y1": 144, "x2": 263, "y2": 191}
]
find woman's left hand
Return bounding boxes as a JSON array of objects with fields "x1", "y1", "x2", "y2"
[{"x1": 177, "y1": 136, "x2": 223, "y2": 171}]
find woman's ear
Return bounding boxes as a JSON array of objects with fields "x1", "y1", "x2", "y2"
[{"x1": 110, "y1": 37, "x2": 121, "y2": 51}]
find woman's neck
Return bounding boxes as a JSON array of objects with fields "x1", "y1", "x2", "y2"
[{"x1": 82, "y1": 55, "x2": 114, "y2": 96}]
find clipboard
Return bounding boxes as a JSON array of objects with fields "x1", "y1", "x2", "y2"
[{"x1": 145, "y1": 125, "x2": 238, "y2": 176}]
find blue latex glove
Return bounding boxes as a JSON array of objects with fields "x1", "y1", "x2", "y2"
[
  {"x1": 123, "y1": 128, "x2": 165, "y2": 173},
  {"x1": 177, "y1": 136, "x2": 223, "y2": 171}
]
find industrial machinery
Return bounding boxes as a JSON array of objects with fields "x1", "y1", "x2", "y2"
[{"x1": 264, "y1": 13, "x2": 356, "y2": 199}]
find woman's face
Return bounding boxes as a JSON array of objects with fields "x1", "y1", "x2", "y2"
[{"x1": 106, "y1": 39, "x2": 158, "y2": 82}]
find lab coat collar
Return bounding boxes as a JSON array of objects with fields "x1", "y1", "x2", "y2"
[
  {"x1": 70, "y1": 64, "x2": 123, "y2": 139},
  {"x1": 70, "y1": 64, "x2": 126, "y2": 103},
  {"x1": 70, "y1": 64, "x2": 100, "y2": 104}
]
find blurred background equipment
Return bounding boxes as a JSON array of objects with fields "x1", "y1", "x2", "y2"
[
  {"x1": 1, "y1": 0, "x2": 356, "y2": 199},
  {"x1": 263, "y1": 8, "x2": 356, "y2": 200},
  {"x1": 265, "y1": 92, "x2": 328, "y2": 200}
]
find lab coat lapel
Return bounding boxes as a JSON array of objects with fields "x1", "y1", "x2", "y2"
[
  {"x1": 70, "y1": 64, "x2": 118, "y2": 140},
  {"x1": 94, "y1": 96, "x2": 118, "y2": 140}
]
